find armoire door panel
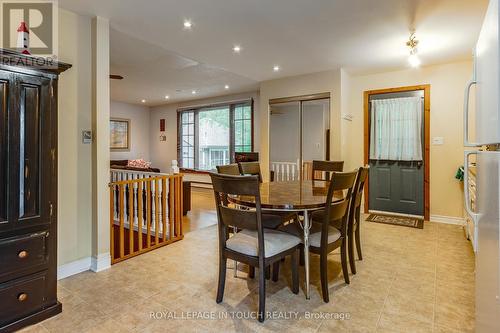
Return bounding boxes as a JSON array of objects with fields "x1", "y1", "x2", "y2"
[
  {"x1": 19, "y1": 83, "x2": 41, "y2": 219},
  {"x1": 0, "y1": 73, "x2": 10, "y2": 224},
  {"x1": 4, "y1": 73, "x2": 51, "y2": 231}
]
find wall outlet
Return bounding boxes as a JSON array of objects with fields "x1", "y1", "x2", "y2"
[{"x1": 432, "y1": 137, "x2": 444, "y2": 145}]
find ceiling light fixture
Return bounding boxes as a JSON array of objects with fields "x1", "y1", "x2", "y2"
[
  {"x1": 406, "y1": 32, "x2": 421, "y2": 68},
  {"x1": 165, "y1": 95, "x2": 170, "y2": 99},
  {"x1": 224, "y1": 85, "x2": 229, "y2": 89},
  {"x1": 141, "y1": 99, "x2": 146, "y2": 103},
  {"x1": 273, "y1": 65, "x2": 280, "y2": 72},
  {"x1": 233, "y1": 45, "x2": 241, "y2": 53},
  {"x1": 183, "y1": 20, "x2": 193, "y2": 29},
  {"x1": 192, "y1": 90, "x2": 197, "y2": 94}
]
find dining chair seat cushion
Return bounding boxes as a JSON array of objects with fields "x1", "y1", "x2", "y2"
[
  {"x1": 226, "y1": 229, "x2": 301, "y2": 258},
  {"x1": 309, "y1": 223, "x2": 342, "y2": 248},
  {"x1": 279, "y1": 222, "x2": 341, "y2": 247}
]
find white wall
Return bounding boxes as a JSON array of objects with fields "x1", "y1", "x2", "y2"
[
  {"x1": 110, "y1": 101, "x2": 151, "y2": 161},
  {"x1": 57, "y1": 9, "x2": 93, "y2": 266},
  {"x1": 149, "y1": 92, "x2": 260, "y2": 173},
  {"x1": 341, "y1": 60, "x2": 474, "y2": 219}
]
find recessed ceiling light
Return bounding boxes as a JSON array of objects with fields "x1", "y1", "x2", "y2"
[
  {"x1": 233, "y1": 45, "x2": 241, "y2": 53},
  {"x1": 273, "y1": 65, "x2": 280, "y2": 72},
  {"x1": 141, "y1": 99, "x2": 146, "y2": 103},
  {"x1": 165, "y1": 95, "x2": 170, "y2": 99},
  {"x1": 224, "y1": 85, "x2": 229, "y2": 90},
  {"x1": 192, "y1": 90, "x2": 197, "y2": 94},
  {"x1": 183, "y1": 20, "x2": 192, "y2": 29}
]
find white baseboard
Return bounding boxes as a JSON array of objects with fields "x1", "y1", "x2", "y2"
[
  {"x1": 57, "y1": 257, "x2": 91, "y2": 280},
  {"x1": 91, "y1": 252, "x2": 111, "y2": 272},
  {"x1": 430, "y1": 214, "x2": 465, "y2": 225},
  {"x1": 57, "y1": 252, "x2": 111, "y2": 280}
]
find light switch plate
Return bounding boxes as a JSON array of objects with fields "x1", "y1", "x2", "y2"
[
  {"x1": 82, "y1": 130, "x2": 92, "y2": 144},
  {"x1": 432, "y1": 137, "x2": 444, "y2": 145}
]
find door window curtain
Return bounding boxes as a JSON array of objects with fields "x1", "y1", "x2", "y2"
[{"x1": 369, "y1": 96, "x2": 423, "y2": 161}]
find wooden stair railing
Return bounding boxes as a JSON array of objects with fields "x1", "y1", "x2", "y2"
[{"x1": 109, "y1": 173, "x2": 184, "y2": 264}]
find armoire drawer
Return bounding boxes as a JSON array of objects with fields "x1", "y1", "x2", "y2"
[
  {"x1": 0, "y1": 231, "x2": 49, "y2": 281},
  {"x1": 0, "y1": 271, "x2": 48, "y2": 326}
]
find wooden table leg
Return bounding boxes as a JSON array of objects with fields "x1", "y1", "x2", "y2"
[{"x1": 303, "y1": 209, "x2": 311, "y2": 299}]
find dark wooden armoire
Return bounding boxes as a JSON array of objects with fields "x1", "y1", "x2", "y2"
[{"x1": 0, "y1": 49, "x2": 71, "y2": 332}]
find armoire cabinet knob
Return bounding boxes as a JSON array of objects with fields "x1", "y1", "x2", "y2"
[
  {"x1": 18, "y1": 293, "x2": 28, "y2": 302},
  {"x1": 18, "y1": 250, "x2": 28, "y2": 259}
]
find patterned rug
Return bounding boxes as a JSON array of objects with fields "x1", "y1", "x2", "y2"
[{"x1": 366, "y1": 213, "x2": 424, "y2": 229}]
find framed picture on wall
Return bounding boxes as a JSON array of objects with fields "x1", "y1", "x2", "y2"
[{"x1": 110, "y1": 118, "x2": 130, "y2": 151}]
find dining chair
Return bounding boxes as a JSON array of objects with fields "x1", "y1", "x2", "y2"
[
  {"x1": 210, "y1": 173, "x2": 301, "y2": 322},
  {"x1": 280, "y1": 170, "x2": 357, "y2": 302},
  {"x1": 312, "y1": 160, "x2": 345, "y2": 181},
  {"x1": 347, "y1": 166, "x2": 369, "y2": 274},
  {"x1": 238, "y1": 161, "x2": 263, "y2": 182},
  {"x1": 311, "y1": 170, "x2": 357, "y2": 302},
  {"x1": 216, "y1": 163, "x2": 287, "y2": 279},
  {"x1": 216, "y1": 163, "x2": 240, "y2": 175}
]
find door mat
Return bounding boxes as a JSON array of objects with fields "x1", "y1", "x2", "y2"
[{"x1": 366, "y1": 214, "x2": 424, "y2": 229}]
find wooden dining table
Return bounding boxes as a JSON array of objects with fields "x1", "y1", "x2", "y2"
[{"x1": 229, "y1": 180, "x2": 343, "y2": 300}]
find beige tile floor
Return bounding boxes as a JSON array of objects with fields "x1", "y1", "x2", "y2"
[{"x1": 21, "y1": 189, "x2": 475, "y2": 333}]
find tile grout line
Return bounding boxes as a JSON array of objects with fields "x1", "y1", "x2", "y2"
[{"x1": 374, "y1": 266, "x2": 397, "y2": 330}]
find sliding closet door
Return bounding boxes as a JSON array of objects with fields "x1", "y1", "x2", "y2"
[
  {"x1": 269, "y1": 95, "x2": 330, "y2": 181},
  {"x1": 301, "y1": 98, "x2": 330, "y2": 164}
]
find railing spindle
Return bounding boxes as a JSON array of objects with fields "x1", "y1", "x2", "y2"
[
  {"x1": 138, "y1": 180, "x2": 143, "y2": 251},
  {"x1": 119, "y1": 184, "x2": 125, "y2": 258},
  {"x1": 128, "y1": 177, "x2": 134, "y2": 255},
  {"x1": 155, "y1": 179, "x2": 160, "y2": 245},
  {"x1": 146, "y1": 180, "x2": 152, "y2": 248},
  {"x1": 162, "y1": 178, "x2": 167, "y2": 241}
]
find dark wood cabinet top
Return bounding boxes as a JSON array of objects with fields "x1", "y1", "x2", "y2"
[{"x1": 0, "y1": 48, "x2": 71, "y2": 75}]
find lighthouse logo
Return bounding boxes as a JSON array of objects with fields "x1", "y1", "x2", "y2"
[{"x1": 1, "y1": 0, "x2": 58, "y2": 58}]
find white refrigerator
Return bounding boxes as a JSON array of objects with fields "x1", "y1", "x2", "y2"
[{"x1": 464, "y1": 0, "x2": 500, "y2": 332}]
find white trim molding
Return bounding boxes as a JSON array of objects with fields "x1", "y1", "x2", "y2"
[
  {"x1": 57, "y1": 257, "x2": 91, "y2": 280},
  {"x1": 91, "y1": 252, "x2": 111, "y2": 272},
  {"x1": 429, "y1": 215, "x2": 465, "y2": 225}
]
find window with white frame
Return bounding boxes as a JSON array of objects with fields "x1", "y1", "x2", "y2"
[{"x1": 178, "y1": 100, "x2": 253, "y2": 171}]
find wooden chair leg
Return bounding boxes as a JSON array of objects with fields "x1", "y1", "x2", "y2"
[
  {"x1": 320, "y1": 252, "x2": 329, "y2": 303},
  {"x1": 340, "y1": 239, "x2": 350, "y2": 285},
  {"x1": 248, "y1": 265, "x2": 255, "y2": 278},
  {"x1": 291, "y1": 250, "x2": 299, "y2": 294},
  {"x1": 265, "y1": 265, "x2": 271, "y2": 280},
  {"x1": 272, "y1": 262, "x2": 280, "y2": 282},
  {"x1": 299, "y1": 246, "x2": 305, "y2": 266},
  {"x1": 355, "y1": 208, "x2": 363, "y2": 260},
  {"x1": 348, "y1": 230, "x2": 357, "y2": 275},
  {"x1": 216, "y1": 256, "x2": 227, "y2": 303},
  {"x1": 258, "y1": 263, "x2": 266, "y2": 322}
]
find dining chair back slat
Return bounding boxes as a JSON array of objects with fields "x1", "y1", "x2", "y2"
[
  {"x1": 238, "y1": 161, "x2": 263, "y2": 182},
  {"x1": 312, "y1": 160, "x2": 344, "y2": 181},
  {"x1": 216, "y1": 164, "x2": 241, "y2": 176}
]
